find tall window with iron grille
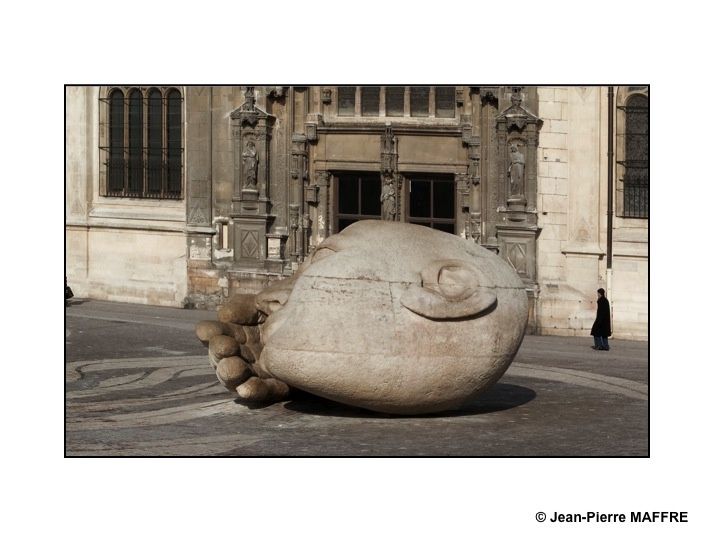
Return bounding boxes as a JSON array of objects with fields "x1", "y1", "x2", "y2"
[{"x1": 101, "y1": 87, "x2": 183, "y2": 199}]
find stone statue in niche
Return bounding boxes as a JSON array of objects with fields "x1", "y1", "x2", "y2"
[
  {"x1": 242, "y1": 140, "x2": 258, "y2": 188},
  {"x1": 195, "y1": 221, "x2": 528, "y2": 414},
  {"x1": 508, "y1": 143, "x2": 525, "y2": 196},
  {"x1": 381, "y1": 176, "x2": 396, "y2": 220}
]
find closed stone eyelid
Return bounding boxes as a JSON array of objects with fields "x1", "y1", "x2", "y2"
[{"x1": 401, "y1": 259, "x2": 497, "y2": 319}]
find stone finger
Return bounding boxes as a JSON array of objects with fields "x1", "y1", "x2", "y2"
[
  {"x1": 224, "y1": 322, "x2": 247, "y2": 344},
  {"x1": 209, "y1": 335, "x2": 240, "y2": 359},
  {"x1": 216, "y1": 356, "x2": 252, "y2": 391},
  {"x1": 195, "y1": 320, "x2": 226, "y2": 345},
  {"x1": 218, "y1": 295, "x2": 260, "y2": 325},
  {"x1": 263, "y1": 378, "x2": 290, "y2": 401},
  {"x1": 236, "y1": 377, "x2": 270, "y2": 401},
  {"x1": 208, "y1": 350, "x2": 221, "y2": 370}
]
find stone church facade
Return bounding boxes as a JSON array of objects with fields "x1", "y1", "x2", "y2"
[{"x1": 65, "y1": 85, "x2": 648, "y2": 339}]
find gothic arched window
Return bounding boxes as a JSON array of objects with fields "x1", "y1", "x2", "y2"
[
  {"x1": 128, "y1": 89, "x2": 143, "y2": 194},
  {"x1": 620, "y1": 93, "x2": 649, "y2": 217},
  {"x1": 108, "y1": 89, "x2": 125, "y2": 193},
  {"x1": 103, "y1": 87, "x2": 183, "y2": 199}
]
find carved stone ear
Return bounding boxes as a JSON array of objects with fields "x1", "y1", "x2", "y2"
[{"x1": 400, "y1": 259, "x2": 497, "y2": 320}]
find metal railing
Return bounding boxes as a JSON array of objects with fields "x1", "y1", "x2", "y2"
[{"x1": 106, "y1": 151, "x2": 182, "y2": 199}]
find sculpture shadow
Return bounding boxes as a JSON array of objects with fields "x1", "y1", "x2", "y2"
[{"x1": 282, "y1": 383, "x2": 536, "y2": 419}]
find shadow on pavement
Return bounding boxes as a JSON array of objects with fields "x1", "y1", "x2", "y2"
[{"x1": 280, "y1": 383, "x2": 536, "y2": 419}]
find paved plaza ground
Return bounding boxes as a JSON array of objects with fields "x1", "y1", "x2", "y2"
[{"x1": 65, "y1": 299, "x2": 648, "y2": 456}]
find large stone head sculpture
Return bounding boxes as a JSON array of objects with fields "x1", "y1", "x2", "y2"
[{"x1": 196, "y1": 221, "x2": 528, "y2": 414}]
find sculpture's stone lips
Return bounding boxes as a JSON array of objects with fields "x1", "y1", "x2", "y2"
[{"x1": 196, "y1": 221, "x2": 528, "y2": 414}]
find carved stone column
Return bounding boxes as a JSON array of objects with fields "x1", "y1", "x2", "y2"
[
  {"x1": 455, "y1": 172, "x2": 471, "y2": 240},
  {"x1": 380, "y1": 125, "x2": 399, "y2": 221},
  {"x1": 229, "y1": 87, "x2": 275, "y2": 269},
  {"x1": 290, "y1": 133, "x2": 308, "y2": 261},
  {"x1": 314, "y1": 171, "x2": 330, "y2": 245},
  {"x1": 479, "y1": 88, "x2": 500, "y2": 251},
  {"x1": 467, "y1": 136, "x2": 482, "y2": 243}
]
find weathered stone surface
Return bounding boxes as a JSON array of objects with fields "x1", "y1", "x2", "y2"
[{"x1": 196, "y1": 221, "x2": 528, "y2": 414}]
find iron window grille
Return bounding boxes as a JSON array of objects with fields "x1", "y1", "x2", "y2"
[
  {"x1": 100, "y1": 87, "x2": 183, "y2": 199},
  {"x1": 618, "y1": 94, "x2": 649, "y2": 218}
]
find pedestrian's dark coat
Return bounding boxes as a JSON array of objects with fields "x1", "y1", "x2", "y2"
[{"x1": 591, "y1": 296, "x2": 611, "y2": 337}]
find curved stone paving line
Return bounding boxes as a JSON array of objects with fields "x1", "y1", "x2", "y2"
[
  {"x1": 66, "y1": 356, "x2": 648, "y2": 435},
  {"x1": 507, "y1": 362, "x2": 648, "y2": 401},
  {"x1": 67, "y1": 433, "x2": 269, "y2": 456},
  {"x1": 65, "y1": 381, "x2": 221, "y2": 413}
]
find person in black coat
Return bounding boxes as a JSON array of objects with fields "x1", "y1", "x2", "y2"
[
  {"x1": 65, "y1": 277, "x2": 74, "y2": 305},
  {"x1": 591, "y1": 288, "x2": 612, "y2": 350}
]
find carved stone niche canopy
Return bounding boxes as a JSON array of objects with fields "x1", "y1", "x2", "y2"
[{"x1": 229, "y1": 87, "x2": 276, "y2": 268}]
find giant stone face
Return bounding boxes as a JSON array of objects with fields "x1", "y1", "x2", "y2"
[{"x1": 197, "y1": 221, "x2": 528, "y2": 414}]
